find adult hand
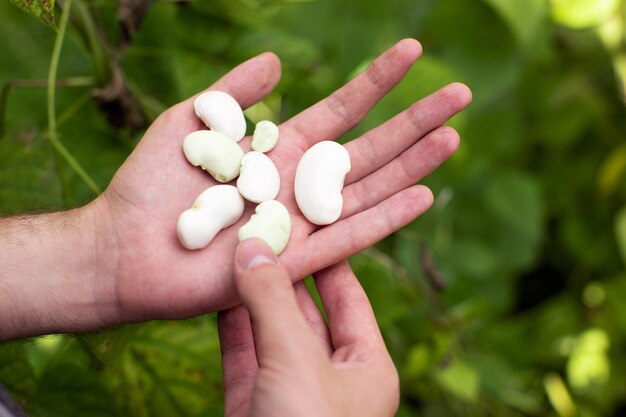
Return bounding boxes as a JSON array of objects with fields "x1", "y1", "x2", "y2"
[
  {"x1": 219, "y1": 238, "x2": 399, "y2": 417},
  {"x1": 93, "y1": 38, "x2": 471, "y2": 325},
  {"x1": 0, "y1": 39, "x2": 471, "y2": 340}
]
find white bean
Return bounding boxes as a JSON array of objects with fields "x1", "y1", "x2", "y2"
[
  {"x1": 294, "y1": 141, "x2": 351, "y2": 225},
  {"x1": 237, "y1": 151, "x2": 281, "y2": 203},
  {"x1": 177, "y1": 185, "x2": 245, "y2": 250},
  {"x1": 183, "y1": 130, "x2": 244, "y2": 182},
  {"x1": 238, "y1": 200, "x2": 291, "y2": 255},
  {"x1": 251, "y1": 120, "x2": 279, "y2": 152},
  {"x1": 194, "y1": 91, "x2": 246, "y2": 142}
]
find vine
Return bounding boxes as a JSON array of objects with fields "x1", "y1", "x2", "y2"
[{"x1": 47, "y1": 0, "x2": 101, "y2": 194}]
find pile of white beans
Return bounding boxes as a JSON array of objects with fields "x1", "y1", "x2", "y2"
[{"x1": 177, "y1": 91, "x2": 351, "y2": 255}]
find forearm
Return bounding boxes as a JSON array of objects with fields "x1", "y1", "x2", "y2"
[{"x1": 0, "y1": 201, "x2": 119, "y2": 341}]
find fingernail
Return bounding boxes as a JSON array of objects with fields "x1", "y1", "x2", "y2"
[{"x1": 237, "y1": 238, "x2": 278, "y2": 271}]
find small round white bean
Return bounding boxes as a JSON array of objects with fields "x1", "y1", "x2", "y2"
[{"x1": 251, "y1": 120, "x2": 279, "y2": 152}]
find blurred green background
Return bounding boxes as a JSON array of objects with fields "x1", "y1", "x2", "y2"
[{"x1": 1, "y1": 0, "x2": 626, "y2": 415}]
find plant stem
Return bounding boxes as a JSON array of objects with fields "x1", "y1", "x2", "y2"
[
  {"x1": 0, "y1": 77, "x2": 93, "y2": 138},
  {"x1": 71, "y1": 0, "x2": 111, "y2": 85},
  {"x1": 47, "y1": 0, "x2": 101, "y2": 195}
]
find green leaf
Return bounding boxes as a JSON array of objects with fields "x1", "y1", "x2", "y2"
[
  {"x1": 110, "y1": 318, "x2": 224, "y2": 417},
  {"x1": 615, "y1": 207, "x2": 626, "y2": 267},
  {"x1": 544, "y1": 373, "x2": 576, "y2": 417},
  {"x1": 483, "y1": 172, "x2": 544, "y2": 270},
  {"x1": 598, "y1": 145, "x2": 626, "y2": 195},
  {"x1": 78, "y1": 324, "x2": 143, "y2": 364},
  {"x1": 35, "y1": 349, "x2": 119, "y2": 417},
  {"x1": 482, "y1": 0, "x2": 548, "y2": 50},
  {"x1": 550, "y1": 0, "x2": 619, "y2": 29},
  {"x1": 423, "y1": 0, "x2": 523, "y2": 109},
  {"x1": 566, "y1": 328, "x2": 610, "y2": 392},
  {"x1": 435, "y1": 357, "x2": 480, "y2": 402},
  {"x1": 603, "y1": 274, "x2": 626, "y2": 332},
  {"x1": 350, "y1": 251, "x2": 412, "y2": 326},
  {"x1": 0, "y1": 341, "x2": 37, "y2": 409},
  {"x1": 9, "y1": 0, "x2": 55, "y2": 28},
  {"x1": 404, "y1": 344, "x2": 432, "y2": 379},
  {"x1": 0, "y1": 128, "x2": 63, "y2": 214}
]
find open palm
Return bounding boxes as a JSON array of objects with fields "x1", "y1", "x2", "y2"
[{"x1": 95, "y1": 39, "x2": 471, "y2": 323}]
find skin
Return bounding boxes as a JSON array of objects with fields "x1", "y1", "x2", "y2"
[
  {"x1": 0, "y1": 38, "x2": 472, "y2": 340},
  {"x1": 221, "y1": 238, "x2": 400, "y2": 417}
]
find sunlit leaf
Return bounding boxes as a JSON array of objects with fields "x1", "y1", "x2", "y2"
[
  {"x1": 550, "y1": 0, "x2": 619, "y2": 29},
  {"x1": 596, "y1": 15, "x2": 623, "y2": 50},
  {"x1": 404, "y1": 344, "x2": 432, "y2": 379},
  {"x1": 435, "y1": 358, "x2": 480, "y2": 402},
  {"x1": 566, "y1": 328, "x2": 610, "y2": 391},
  {"x1": 544, "y1": 373, "x2": 576, "y2": 417},
  {"x1": 598, "y1": 145, "x2": 626, "y2": 195},
  {"x1": 26, "y1": 335, "x2": 65, "y2": 376},
  {"x1": 615, "y1": 53, "x2": 626, "y2": 99}
]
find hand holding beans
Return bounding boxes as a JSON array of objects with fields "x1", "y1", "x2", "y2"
[{"x1": 95, "y1": 39, "x2": 471, "y2": 323}]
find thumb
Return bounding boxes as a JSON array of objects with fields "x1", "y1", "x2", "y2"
[{"x1": 234, "y1": 238, "x2": 316, "y2": 365}]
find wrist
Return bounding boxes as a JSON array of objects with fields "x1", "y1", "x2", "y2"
[
  {"x1": 83, "y1": 195, "x2": 123, "y2": 329},
  {"x1": 0, "y1": 200, "x2": 121, "y2": 340}
]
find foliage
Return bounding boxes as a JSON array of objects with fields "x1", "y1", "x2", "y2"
[
  {"x1": 9, "y1": 0, "x2": 55, "y2": 28},
  {"x1": 1, "y1": 0, "x2": 626, "y2": 415}
]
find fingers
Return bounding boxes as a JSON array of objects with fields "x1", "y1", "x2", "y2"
[
  {"x1": 234, "y1": 238, "x2": 323, "y2": 366},
  {"x1": 300, "y1": 185, "x2": 433, "y2": 275},
  {"x1": 171, "y1": 52, "x2": 282, "y2": 126},
  {"x1": 345, "y1": 82, "x2": 472, "y2": 184},
  {"x1": 315, "y1": 262, "x2": 400, "y2": 417},
  {"x1": 294, "y1": 281, "x2": 332, "y2": 354},
  {"x1": 218, "y1": 306, "x2": 257, "y2": 417},
  {"x1": 340, "y1": 126, "x2": 459, "y2": 220},
  {"x1": 314, "y1": 261, "x2": 386, "y2": 354},
  {"x1": 202, "y1": 52, "x2": 282, "y2": 109},
  {"x1": 284, "y1": 39, "x2": 422, "y2": 144}
]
